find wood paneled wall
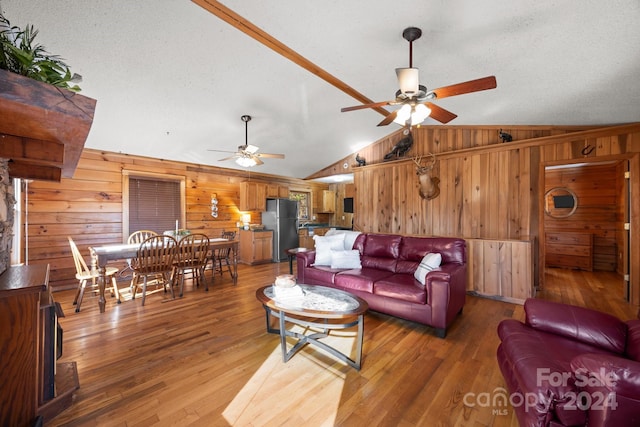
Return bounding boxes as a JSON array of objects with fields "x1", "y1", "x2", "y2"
[
  {"x1": 353, "y1": 149, "x2": 535, "y2": 239},
  {"x1": 466, "y1": 238, "x2": 534, "y2": 303},
  {"x1": 17, "y1": 123, "x2": 640, "y2": 306},
  {"x1": 350, "y1": 123, "x2": 640, "y2": 305},
  {"x1": 23, "y1": 150, "x2": 328, "y2": 288}
]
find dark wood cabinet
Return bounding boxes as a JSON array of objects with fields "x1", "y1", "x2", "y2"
[{"x1": 0, "y1": 264, "x2": 78, "y2": 426}]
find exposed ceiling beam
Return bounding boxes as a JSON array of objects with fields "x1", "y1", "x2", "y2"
[{"x1": 191, "y1": 0, "x2": 390, "y2": 118}]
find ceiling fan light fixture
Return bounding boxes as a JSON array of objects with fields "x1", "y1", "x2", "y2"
[
  {"x1": 393, "y1": 103, "x2": 431, "y2": 126},
  {"x1": 394, "y1": 104, "x2": 412, "y2": 124},
  {"x1": 236, "y1": 156, "x2": 257, "y2": 167},
  {"x1": 396, "y1": 67, "x2": 420, "y2": 95},
  {"x1": 413, "y1": 103, "x2": 431, "y2": 123}
]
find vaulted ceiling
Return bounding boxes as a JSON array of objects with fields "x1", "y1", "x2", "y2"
[{"x1": 2, "y1": 0, "x2": 639, "y2": 179}]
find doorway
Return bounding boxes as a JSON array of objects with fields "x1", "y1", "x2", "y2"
[{"x1": 541, "y1": 158, "x2": 631, "y2": 303}]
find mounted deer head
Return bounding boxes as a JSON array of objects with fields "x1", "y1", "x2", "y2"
[{"x1": 413, "y1": 154, "x2": 440, "y2": 200}]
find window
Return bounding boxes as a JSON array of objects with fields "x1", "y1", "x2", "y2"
[
  {"x1": 123, "y1": 171, "x2": 186, "y2": 240},
  {"x1": 289, "y1": 191, "x2": 309, "y2": 220}
]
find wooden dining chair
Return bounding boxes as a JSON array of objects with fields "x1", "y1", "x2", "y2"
[
  {"x1": 130, "y1": 235, "x2": 177, "y2": 306},
  {"x1": 128, "y1": 230, "x2": 158, "y2": 244},
  {"x1": 68, "y1": 236, "x2": 120, "y2": 312},
  {"x1": 117, "y1": 230, "x2": 159, "y2": 279},
  {"x1": 171, "y1": 233, "x2": 210, "y2": 297},
  {"x1": 213, "y1": 230, "x2": 236, "y2": 277}
]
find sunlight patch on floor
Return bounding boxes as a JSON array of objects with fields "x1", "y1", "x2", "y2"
[{"x1": 223, "y1": 325, "x2": 357, "y2": 426}]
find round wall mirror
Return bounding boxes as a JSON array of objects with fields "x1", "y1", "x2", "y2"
[{"x1": 544, "y1": 187, "x2": 578, "y2": 218}]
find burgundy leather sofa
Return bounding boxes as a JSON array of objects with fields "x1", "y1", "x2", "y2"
[
  {"x1": 296, "y1": 233, "x2": 466, "y2": 337},
  {"x1": 497, "y1": 298, "x2": 640, "y2": 427}
]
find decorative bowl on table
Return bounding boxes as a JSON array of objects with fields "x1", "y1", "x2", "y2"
[{"x1": 274, "y1": 274, "x2": 296, "y2": 288}]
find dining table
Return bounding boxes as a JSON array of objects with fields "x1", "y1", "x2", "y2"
[{"x1": 89, "y1": 238, "x2": 238, "y2": 313}]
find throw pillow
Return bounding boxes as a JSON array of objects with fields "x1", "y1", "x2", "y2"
[
  {"x1": 330, "y1": 250, "x2": 362, "y2": 269},
  {"x1": 414, "y1": 252, "x2": 442, "y2": 285},
  {"x1": 325, "y1": 229, "x2": 362, "y2": 249},
  {"x1": 313, "y1": 234, "x2": 345, "y2": 266}
]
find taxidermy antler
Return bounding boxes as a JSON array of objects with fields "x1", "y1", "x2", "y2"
[{"x1": 413, "y1": 153, "x2": 440, "y2": 200}]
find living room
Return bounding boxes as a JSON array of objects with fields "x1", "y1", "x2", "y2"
[{"x1": 1, "y1": 1, "x2": 640, "y2": 426}]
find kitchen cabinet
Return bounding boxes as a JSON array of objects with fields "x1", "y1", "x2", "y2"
[
  {"x1": 345, "y1": 183, "x2": 355, "y2": 198},
  {"x1": 239, "y1": 182, "x2": 267, "y2": 211},
  {"x1": 297, "y1": 227, "x2": 331, "y2": 250},
  {"x1": 266, "y1": 184, "x2": 289, "y2": 199},
  {"x1": 239, "y1": 230, "x2": 273, "y2": 264},
  {"x1": 298, "y1": 228, "x2": 314, "y2": 250},
  {"x1": 545, "y1": 232, "x2": 593, "y2": 271},
  {"x1": 318, "y1": 190, "x2": 336, "y2": 213}
]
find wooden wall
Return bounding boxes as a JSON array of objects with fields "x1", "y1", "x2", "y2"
[
  {"x1": 17, "y1": 122, "x2": 640, "y2": 307},
  {"x1": 346, "y1": 123, "x2": 640, "y2": 305},
  {"x1": 466, "y1": 238, "x2": 534, "y2": 304},
  {"x1": 23, "y1": 150, "x2": 329, "y2": 288}
]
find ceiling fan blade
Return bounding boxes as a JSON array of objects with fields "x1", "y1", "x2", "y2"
[
  {"x1": 253, "y1": 156, "x2": 264, "y2": 166},
  {"x1": 430, "y1": 76, "x2": 497, "y2": 100},
  {"x1": 341, "y1": 100, "x2": 395, "y2": 113},
  {"x1": 425, "y1": 102, "x2": 457, "y2": 124},
  {"x1": 218, "y1": 155, "x2": 238, "y2": 162},
  {"x1": 257, "y1": 153, "x2": 285, "y2": 159},
  {"x1": 377, "y1": 110, "x2": 399, "y2": 126}
]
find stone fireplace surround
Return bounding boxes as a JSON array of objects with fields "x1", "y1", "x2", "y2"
[{"x1": 0, "y1": 159, "x2": 15, "y2": 274}]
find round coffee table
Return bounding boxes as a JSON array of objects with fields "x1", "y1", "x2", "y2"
[{"x1": 256, "y1": 284, "x2": 368, "y2": 370}]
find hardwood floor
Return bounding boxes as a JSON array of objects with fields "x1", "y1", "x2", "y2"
[{"x1": 48, "y1": 264, "x2": 636, "y2": 427}]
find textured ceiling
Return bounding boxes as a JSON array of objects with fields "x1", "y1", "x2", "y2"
[{"x1": 2, "y1": 0, "x2": 639, "y2": 179}]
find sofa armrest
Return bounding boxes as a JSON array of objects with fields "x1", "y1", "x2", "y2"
[
  {"x1": 426, "y1": 263, "x2": 466, "y2": 330},
  {"x1": 296, "y1": 250, "x2": 316, "y2": 268},
  {"x1": 524, "y1": 298, "x2": 628, "y2": 354},
  {"x1": 570, "y1": 353, "x2": 640, "y2": 426}
]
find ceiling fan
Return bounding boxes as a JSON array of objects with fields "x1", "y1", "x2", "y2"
[
  {"x1": 208, "y1": 115, "x2": 285, "y2": 167},
  {"x1": 341, "y1": 27, "x2": 497, "y2": 127}
]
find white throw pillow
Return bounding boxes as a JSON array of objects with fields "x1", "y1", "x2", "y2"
[
  {"x1": 324, "y1": 229, "x2": 361, "y2": 249},
  {"x1": 414, "y1": 252, "x2": 442, "y2": 285},
  {"x1": 313, "y1": 234, "x2": 345, "y2": 266},
  {"x1": 330, "y1": 250, "x2": 362, "y2": 269}
]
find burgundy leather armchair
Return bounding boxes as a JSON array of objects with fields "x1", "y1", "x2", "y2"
[{"x1": 497, "y1": 298, "x2": 640, "y2": 426}]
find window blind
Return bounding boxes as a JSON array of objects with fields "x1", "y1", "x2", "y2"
[{"x1": 129, "y1": 177, "x2": 181, "y2": 234}]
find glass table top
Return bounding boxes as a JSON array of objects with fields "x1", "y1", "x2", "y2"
[{"x1": 262, "y1": 284, "x2": 365, "y2": 314}]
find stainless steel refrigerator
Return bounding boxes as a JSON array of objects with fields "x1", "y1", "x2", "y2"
[{"x1": 262, "y1": 198, "x2": 299, "y2": 262}]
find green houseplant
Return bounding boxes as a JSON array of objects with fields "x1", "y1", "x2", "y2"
[{"x1": 0, "y1": 13, "x2": 81, "y2": 91}]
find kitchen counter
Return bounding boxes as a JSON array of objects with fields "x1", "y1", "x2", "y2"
[{"x1": 298, "y1": 223, "x2": 352, "y2": 230}]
